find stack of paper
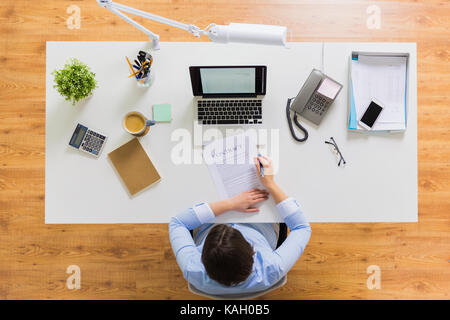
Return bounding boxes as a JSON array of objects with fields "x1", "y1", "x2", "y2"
[
  {"x1": 153, "y1": 104, "x2": 172, "y2": 122},
  {"x1": 349, "y1": 54, "x2": 408, "y2": 131}
]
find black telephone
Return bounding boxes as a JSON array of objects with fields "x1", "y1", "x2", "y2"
[{"x1": 286, "y1": 69, "x2": 343, "y2": 142}]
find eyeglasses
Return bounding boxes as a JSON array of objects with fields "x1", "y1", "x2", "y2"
[{"x1": 325, "y1": 137, "x2": 346, "y2": 166}]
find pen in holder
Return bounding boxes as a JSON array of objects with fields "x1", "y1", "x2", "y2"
[{"x1": 126, "y1": 50, "x2": 154, "y2": 88}]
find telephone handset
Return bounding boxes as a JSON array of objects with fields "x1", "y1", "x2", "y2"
[{"x1": 287, "y1": 69, "x2": 343, "y2": 142}]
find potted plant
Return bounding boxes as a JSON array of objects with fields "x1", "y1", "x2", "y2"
[{"x1": 52, "y1": 58, "x2": 98, "y2": 105}]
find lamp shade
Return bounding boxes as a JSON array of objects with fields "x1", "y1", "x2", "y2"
[{"x1": 208, "y1": 23, "x2": 287, "y2": 46}]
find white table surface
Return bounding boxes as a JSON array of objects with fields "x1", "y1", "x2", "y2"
[{"x1": 45, "y1": 41, "x2": 417, "y2": 223}]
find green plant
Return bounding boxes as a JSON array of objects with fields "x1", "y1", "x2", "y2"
[{"x1": 52, "y1": 58, "x2": 98, "y2": 105}]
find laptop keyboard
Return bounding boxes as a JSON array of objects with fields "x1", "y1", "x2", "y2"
[{"x1": 197, "y1": 99, "x2": 262, "y2": 125}]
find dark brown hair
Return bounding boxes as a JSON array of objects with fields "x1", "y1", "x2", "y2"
[{"x1": 201, "y1": 224, "x2": 254, "y2": 286}]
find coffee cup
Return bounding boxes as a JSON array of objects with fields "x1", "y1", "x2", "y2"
[{"x1": 123, "y1": 111, "x2": 155, "y2": 136}]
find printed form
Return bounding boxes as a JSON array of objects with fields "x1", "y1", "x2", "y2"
[{"x1": 203, "y1": 133, "x2": 262, "y2": 199}]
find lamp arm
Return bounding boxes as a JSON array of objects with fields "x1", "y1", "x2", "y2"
[
  {"x1": 98, "y1": 0, "x2": 206, "y2": 49},
  {"x1": 98, "y1": 0, "x2": 287, "y2": 48},
  {"x1": 112, "y1": 2, "x2": 203, "y2": 35},
  {"x1": 107, "y1": 7, "x2": 159, "y2": 41}
]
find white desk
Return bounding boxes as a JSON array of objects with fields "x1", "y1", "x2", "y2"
[{"x1": 45, "y1": 42, "x2": 417, "y2": 223}]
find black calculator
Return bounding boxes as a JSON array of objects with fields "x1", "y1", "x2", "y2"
[{"x1": 69, "y1": 123, "x2": 107, "y2": 157}]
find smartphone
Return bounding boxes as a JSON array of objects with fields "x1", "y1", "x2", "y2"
[{"x1": 359, "y1": 99, "x2": 384, "y2": 130}]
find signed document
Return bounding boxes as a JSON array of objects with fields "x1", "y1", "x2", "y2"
[{"x1": 203, "y1": 133, "x2": 263, "y2": 199}]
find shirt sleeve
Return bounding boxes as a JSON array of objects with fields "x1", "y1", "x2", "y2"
[
  {"x1": 273, "y1": 197, "x2": 311, "y2": 274},
  {"x1": 169, "y1": 203, "x2": 215, "y2": 277}
]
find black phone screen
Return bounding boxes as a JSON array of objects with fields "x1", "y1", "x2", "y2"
[{"x1": 360, "y1": 101, "x2": 383, "y2": 128}]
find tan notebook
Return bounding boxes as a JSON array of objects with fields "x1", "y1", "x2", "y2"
[{"x1": 108, "y1": 138, "x2": 161, "y2": 196}]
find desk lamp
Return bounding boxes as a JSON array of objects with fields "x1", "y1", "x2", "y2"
[{"x1": 97, "y1": 0, "x2": 288, "y2": 50}]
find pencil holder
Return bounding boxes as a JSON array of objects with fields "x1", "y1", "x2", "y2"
[
  {"x1": 126, "y1": 50, "x2": 154, "y2": 88},
  {"x1": 136, "y1": 68, "x2": 154, "y2": 88}
]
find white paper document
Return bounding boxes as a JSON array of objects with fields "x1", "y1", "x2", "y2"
[
  {"x1": 203, "y1": 133, "x2": 263, "y2": 199},
  {"x1": 351, "y1": 55, "x2": 407, "y2": 130}
]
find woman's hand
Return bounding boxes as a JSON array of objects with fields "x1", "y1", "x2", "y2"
[
  {"x1": 227, "y1": 189, "x2": 269, "y2": 213},
  {"x1": 254, "y1": 155, "x2": 288, "y2": 204},
  {"x1": 254, "y1": 155, "x2": 276, "y2": 188},
  {"x1": 210, "y1": 189, "x2": 269, "y2": 216}
]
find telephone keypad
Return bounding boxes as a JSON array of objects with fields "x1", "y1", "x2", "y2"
[{"x1": 306, "y1": 93, "x2": 331, "y2": 116}]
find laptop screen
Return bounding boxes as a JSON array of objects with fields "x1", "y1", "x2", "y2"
[
  {"x1": 200, "y1": 68, "x2": 255, "y2": 94},
  {"x1": 189, "y1": 66, "x2": 266, "y2": 97}
]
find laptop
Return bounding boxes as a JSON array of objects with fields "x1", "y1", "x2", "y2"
[{"x1": 189, "y1": 66, "x2": 267, "y2": 125}]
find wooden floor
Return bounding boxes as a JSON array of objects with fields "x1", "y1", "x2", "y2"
[{"x1": 0, "y1": 0, "x2": 449, "y2": 300}]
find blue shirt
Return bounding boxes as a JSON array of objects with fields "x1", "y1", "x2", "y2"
[{"x1": 169, "y1": 197, "x2": 311, "y2": 295}]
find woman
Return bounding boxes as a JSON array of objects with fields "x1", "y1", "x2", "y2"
[{"x1": 169, "y1": 155, "x2": 311, "y2": 295}]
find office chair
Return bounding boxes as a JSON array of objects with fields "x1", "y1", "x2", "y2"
[{"x1": 188, "y1": 223, "x2": 288, "y2": 300}]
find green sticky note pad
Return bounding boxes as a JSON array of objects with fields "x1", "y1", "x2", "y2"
[{"x1": 153, "y1": 104, "x2": 172, "y2": 122}]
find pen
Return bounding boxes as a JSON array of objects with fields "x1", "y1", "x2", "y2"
[{"x1": 257, "y1": 153, "x2": 264, "y2": 177}]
